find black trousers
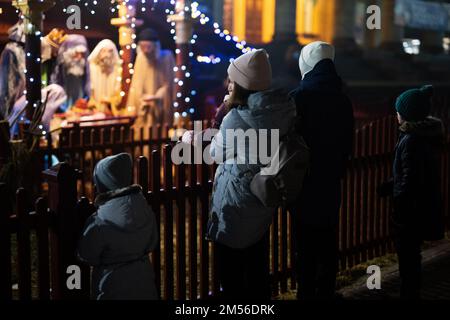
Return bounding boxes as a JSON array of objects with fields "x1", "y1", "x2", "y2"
[
  {"x1": 293, "y1": 224, "x2": 338, "y2": 300},
  {"x1": 215, "y1": 232, "x2": 271, "y2": 300},
  {"x1": 393, "y1": 224, "x2": 422, "y2": 299}
]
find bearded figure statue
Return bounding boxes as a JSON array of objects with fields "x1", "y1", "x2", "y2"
[
  {"x1": 50, "y1": 34, "x2": 90, "y2": 111},
  {"x1": 127, "y1": 28, "x2": 175, "y2": 131},
  {"x1": 88, "y1": 39, "x2": 122, "y2": 116}
]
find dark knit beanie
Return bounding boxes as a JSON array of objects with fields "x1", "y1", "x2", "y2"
[
  {"x1": 395, "y1": 85, "x2": 434, "y2": 121},
  {"x1": 137, "y1": 28, "x2": 159, "y2": 42},
  {"x1": 93, "y1": 153, "x2": 133, "y2": 193}
]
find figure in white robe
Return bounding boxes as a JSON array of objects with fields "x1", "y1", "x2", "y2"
[
  {"x1": 127, "y1": 29, "x2": 175, "y2": 131},
  {"x1": 88, "y1": 39, "x2": 123, "y2": 116}
]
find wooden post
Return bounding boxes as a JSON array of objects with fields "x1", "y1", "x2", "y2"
[
  {"x1": 175, "y1": 157, "x2": 186, "y2": 299},
  {"x1": 111, "y1": 0, "x2": 143, "y2": 112},
  {"x1": 169, "y1": 0, "x2": 194, "y2": 127},
  {"x1": 188, "y1": 146, "x2": 198, "y2": 299},
  {"x1": 16, "y1": 188, "x2": 31, "y2": 300},
  {"x1": 35, "y1": 197, "x2": 50, "y2": 300},
  {"x1": 150, "y1": 149, "x2": 161, "y2": 298},
  {"x1": 137, "y1": 156, "x2": 149, "y2": 193},
  {"x1": 76, "y1": 197, "x2": 96, "y2": 299},
  {"x1": 280, "y1": 207, "x2": 288, "y2": 293},
  {"x1": 12, "y1": 0, "x2": 55, "y2": 120},
  {"x1": 0, "y1": 120, "x2": 11, "y2": 170},
  {"x1": 199, "y1": 161, "x2": 210, "y2": 298},
  {"x1": 0, "y1": 183, "x2": 12, "y2": 300},
  {"x1": 43, "y1": 162, "x2": 87, "y2": 299},
  {"x1": 271, "y1": 209, "x2": 279, "y2": 296},
  {"x1": 162, "y1": 144, "x2": 174, "y2": 300}
]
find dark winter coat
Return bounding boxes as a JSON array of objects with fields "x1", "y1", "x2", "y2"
[
  {"x1": 392, "y1": 116, "x2": 445, "y2": 241},
  {"x1": 78, "y1": 183, "x2": 158, "y2": 300},
  {"x1": 290, "y1": 59, "x2": 354, "y2": 227}
]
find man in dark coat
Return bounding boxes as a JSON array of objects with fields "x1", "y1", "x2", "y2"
[
  {"x1": 290, "y1": 41, "x2": 354, "y2": 300},
  {"x1": 380, "y1": 85, "x2": 445, "y2": 299}
]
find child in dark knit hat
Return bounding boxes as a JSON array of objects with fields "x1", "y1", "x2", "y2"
[
  {"x1": 78, "y1": 153, "x2": 158, "y2": 300},
  {"x1": 379, "y1": 85, "x2": 445, "y2": 299}
]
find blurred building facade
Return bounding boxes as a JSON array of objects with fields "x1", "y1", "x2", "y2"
[{"x1": 204, "y1": 0, "x2": 450, "y2": 53}]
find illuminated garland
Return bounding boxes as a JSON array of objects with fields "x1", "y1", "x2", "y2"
[{"x1": 28, "y1": 0, "x2": 256, "y2": 119}]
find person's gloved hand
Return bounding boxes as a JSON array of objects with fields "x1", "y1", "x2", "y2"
[
  {"x1": 181, "y1": 130, "x2": 204, "y2": 146},
  {"x1": 181, "y1": 130, "x2": 194, "y2": 144},
  {"x1": 213, "y1": 102, "x2": 228, "y2": 129}
]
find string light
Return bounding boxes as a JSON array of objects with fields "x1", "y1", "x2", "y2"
[{"x1": 53, "y1": 0, "x2": 253, "y2": 119}]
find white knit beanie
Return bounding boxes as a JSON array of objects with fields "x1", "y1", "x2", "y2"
[
  {"x1": 227, "y1": 49, "x2": 272, "y2": 91},
  {"x1": 299, "y1": 41, "x2": 335, "y2": 79}
]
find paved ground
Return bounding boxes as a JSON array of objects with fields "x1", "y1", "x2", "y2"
[{"x1": 339, "y1": 240, "x2": 450, "y2": 300}]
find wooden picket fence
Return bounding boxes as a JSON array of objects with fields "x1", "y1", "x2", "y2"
[
  {"x1": 1, "y1": 114, "x2": 449, "y2": 300},
  {"x1": 37, "y1": 118, "x2": 213, "y2": 199},
  {"x1": 0, "y1": 164, "x2": 94, "y2": 300},
  {"x1": 34, "y1": 94, "x2": 450, "y2": 199}
]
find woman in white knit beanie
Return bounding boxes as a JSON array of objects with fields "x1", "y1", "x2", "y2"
[
  {"x1": 298, "y1": 41, "x2": 335, "y2": 79},
  {"x1": 207, "y1": 49, "x2": 297, "y2": 299},
  {"x1": 290, "y1": 40, "x2": 354, "y2": 300}
]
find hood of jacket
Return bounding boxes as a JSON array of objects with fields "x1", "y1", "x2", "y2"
[
  {"x1": 95, "y1": 184, "x2": 152, "y2": 232},
  {"x1": 237, "y1": 88, "x2": 296, "y2": 136},
  {"x1": 299, "y1": 59, "x2": 342, "y2": 93},
  {"x1": 399, "y1": 116, "x2": 444, "y2": 138},
  {"x1": 93, "y1": 153, "x2": 133, "y2": 193}
]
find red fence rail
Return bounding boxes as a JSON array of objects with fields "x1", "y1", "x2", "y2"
[{"x1": 1, "y1": 114, "x2": 449, "y2": 300}]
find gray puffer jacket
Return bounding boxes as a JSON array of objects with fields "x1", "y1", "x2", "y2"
[{"x1": 207, "y1": 89, "x2": 296, "y2": 249}]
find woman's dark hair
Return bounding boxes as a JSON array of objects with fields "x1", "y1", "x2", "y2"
[{"x1": 226, "y1": 82, "x2": 256, "y2": 111}]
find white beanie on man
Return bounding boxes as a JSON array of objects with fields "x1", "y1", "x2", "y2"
[
  {"x1": 299, "y1": 41, "x2": 335, "y2": 79},
  {"x1": 227, "y1": 49, "x2": 272, "y2": 91}
]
